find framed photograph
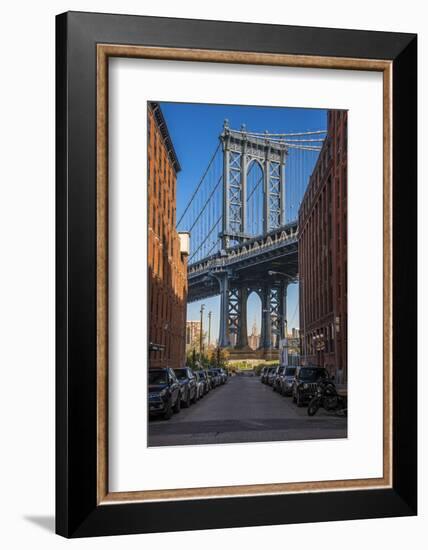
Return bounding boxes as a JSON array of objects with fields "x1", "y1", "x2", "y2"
[{"x1": 56, "y1": 11, "x2": 417, "y2": 537}]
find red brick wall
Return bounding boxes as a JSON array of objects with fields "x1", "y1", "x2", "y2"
[
  {"x1": 147, "y1": 106, "x2": 188, "y2": 369},
  {"x1": 298, "y1": 110, "x2": 347, "y2": 383}
]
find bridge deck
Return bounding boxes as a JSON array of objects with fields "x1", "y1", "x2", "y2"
[{"x1": 187, "y1": 222, "x2": 299, "y2": 302}]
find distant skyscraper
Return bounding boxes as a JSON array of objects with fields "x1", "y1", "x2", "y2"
[
  {"x1": 248, "y1": 319, "x2": 261, "y2": 350},
  {"x1": 291, "y1": 327, "x2": 300, "y2": 339}
]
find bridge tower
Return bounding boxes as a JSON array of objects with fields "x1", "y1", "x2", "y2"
[
  {"x1": 220, "y1": 120, "x2": 287, "y2": 248},
  {"x1": 217, "y1": 122, "x2": 289, "y2": 353}
]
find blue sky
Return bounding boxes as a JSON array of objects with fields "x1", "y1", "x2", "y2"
[{"x1": 159, "y1": 102, "x2": 326, "y2": 342}]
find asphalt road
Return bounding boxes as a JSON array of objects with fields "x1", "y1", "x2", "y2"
[{"x1": 148, "y1": 375, "x2": 347, "y2": 447}]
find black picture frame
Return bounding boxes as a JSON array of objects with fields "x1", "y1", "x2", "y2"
[{"x1": 56, "y1": 11, "x2": 417, "y2": 538}]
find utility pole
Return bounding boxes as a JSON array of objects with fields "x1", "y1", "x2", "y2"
[
  {"x1": 208, "y1": 311, "x2": 212, "y2": 348},
  {"x1": 199, "y1": 303, "x2": 205, "y2": 361}
]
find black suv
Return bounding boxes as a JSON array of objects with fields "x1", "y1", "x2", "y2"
[
  {"x1": 174, "y1": 367, "x2": 197, "y2": 407},
  {"x1": 292, "y1": 366, "x2": 330, "y2": 407},
  {"x1": 148, "y1": 368, "x2": 181, "y2": 419}
]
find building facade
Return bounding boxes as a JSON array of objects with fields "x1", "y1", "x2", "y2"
[
  {"x1": 148, "y1": 102, "x2": 188, "y2": 370},
  {"x1": 298, "y1": 110, "x2": 348, "y2": 384}
]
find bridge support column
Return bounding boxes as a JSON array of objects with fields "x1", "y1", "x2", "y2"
[
  {"x1": 217, "y1": 272, "x2": 230, "y2": 348},
  {"x1": 241, "y1": 140, "x2": 247, "y2": 237},
  {"x1": 263, "y1": 157, "x2": 270, "y2": 235},
  {"x1": 261, "y1": 286, "x2": 272, "y2": 349},
  {"x1": 221, "y1": 126, "x2": 230, "y2": 249},
  {"x1": 280, "y1": 145, "x2": 287, "y2": 226},
  {"x1": 280, "y1": 281, "x2": 288, "y2": 341},
  {"x1": 236, "y1": 287, "x2": 248, "y2": 348}
]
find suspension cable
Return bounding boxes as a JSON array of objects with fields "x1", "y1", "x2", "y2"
[
  {"x1": 189, "y1": 215, "x2": 222, "y2": 261},
  {"x1": 177, "y1": 141, "x2": 221, "y2": 227},
  {"x1": 188, "y1": 176, "x2": 222, "y2": 233}
]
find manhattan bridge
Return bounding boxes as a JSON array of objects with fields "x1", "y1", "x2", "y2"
[{"x1": 177, "y1": 121, "x2": 326, "y2": 358}]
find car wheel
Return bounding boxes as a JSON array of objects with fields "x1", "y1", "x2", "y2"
[
  {"x1": 297, "y1": 391, "x2": 304, "y2": 407},
  {"x1": 182, "y1": 390, "x2": 191, "y2": 408},
  {"x1": 163, "y1": 400, "x2": 173, "y2": 420},
  {"x1": 292, "y1": 392, "x2": 297, "y2": 403},
  {"x1": 173, "y1": 394, "x2": 181, "y2": 414},
  {"x1": 192, "y1": 389, "x2": 197, "y2": 404},
  {"x1": 307, "y1": 398, "x2": 319, "y2": 416}
]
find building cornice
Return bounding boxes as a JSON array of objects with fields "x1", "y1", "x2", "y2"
[{"x1": 149, "y1": 102, "x2": 182, "y2": 173}]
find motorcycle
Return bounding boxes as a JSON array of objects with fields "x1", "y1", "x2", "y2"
[{"x1": 307, "y1": 380, "x2": 347, "y2": 417}]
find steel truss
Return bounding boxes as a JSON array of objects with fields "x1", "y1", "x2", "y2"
[{"x1": 220, "y1": 122, "x2": 287, "y2": 249}]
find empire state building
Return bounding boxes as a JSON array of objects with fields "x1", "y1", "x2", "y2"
[{"x1": 248, "y1": 319, "x2": 260, "y2": 351}]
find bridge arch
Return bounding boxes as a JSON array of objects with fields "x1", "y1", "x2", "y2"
[
  {"x1": 247, "y1": 290, "x2": 262, "y2": 350},
  {"x1": 246, "y1": 159, "x2": 264, "y2": 238}
]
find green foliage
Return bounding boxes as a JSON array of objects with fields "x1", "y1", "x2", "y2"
[
  {"x1": 253, "y1": 363, "x2": 266, "y2": 376},
  {"x1": 209, "y1": 345, "x2": 229, "y2": 369},
  {"x1": 186, "y1": 348, "x2": 198, "y2": 369},
  {"x1": 186, "y1": 344, "x2": 229, "y2": 371}
]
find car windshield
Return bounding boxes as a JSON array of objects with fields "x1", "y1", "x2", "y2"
[
  {"x1": 198, "y1": 372, "x2": 206, "y2": 379},
  {"x1": 299, "y1": 368, "x2": 327, "y2": 381},
  {"x1": 148, "y1": 370, "x2": 168, "y2": 385},
  {"x1": 285, "y1": 367, "x2": 296, "y2": 376},
  {"x1": 174, "y1": 369, "x2": 188, "y2": 380}
]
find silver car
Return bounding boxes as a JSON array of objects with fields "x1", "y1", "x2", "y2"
[
  {"x1": 194, "y1": 371, "x2": 206, "y2": 399},
  {"x1": 279, "y1": 366, "x2": 297, "y2": 396}
]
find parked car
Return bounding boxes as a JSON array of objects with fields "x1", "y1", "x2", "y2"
[
  {"x1": 272, "y1": 366, "x2": 286, "y2": 392},
  {"x1": 219, "y1": 368, "x2": 228, "y2": 384},
  {"x1": 292, "y1": 366, "x2": 330, "y2": 407},
  {"x1": 194, "y1": 371, "x2": 206, "y2": 399},
  {"x1": 148, "y1": 368, "x2": 181, "y2": 419},
  {"x1": 260, "y1": 367, "x2": 269, "y2": 384},
  {"x1": 266, "y1": 366, "x2": 278, "y2": 386},
  {"x1": 205, "y1": 371, "x2": 213, "y2": 391},
  {"x1": 212, "y1": 368, "x2": 222, "y2": 384},
  {"x1": 195, "y1": 370, "x2": 210, "y2": 394},
  {"x1": 213, "y1": 368, "x2": 226, "y2": 384},
  {"x1": 174, "y1": 367, "x2": 197, "y2": 407},
  {"x1": 207, "y1": 369, "x2": 221, "y2": 387},
  {"x1": 279, "y1": 366, "x2": 297, "y2": 396},
  {"x1": 207, "y1": 369, "x2": 218, "y2": 388}
]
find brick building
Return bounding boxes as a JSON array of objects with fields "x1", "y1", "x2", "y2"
[
  {"x1": 148, "y1": 102, "x2": 189, "y2": 369},
  {"x1": 298, "y1": 110, "x2": 347, "y2": 384}
]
